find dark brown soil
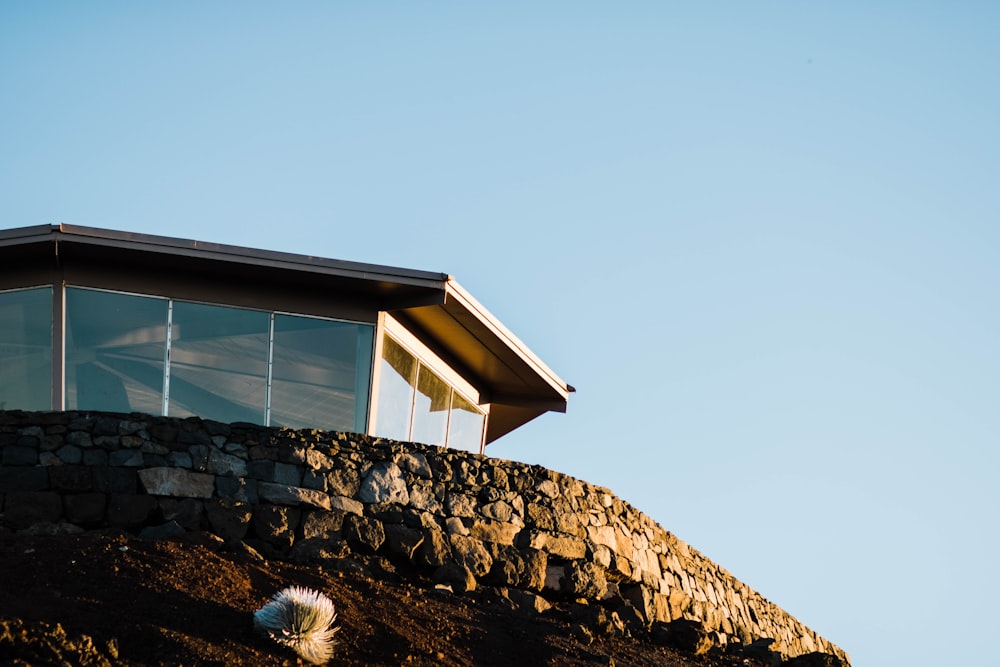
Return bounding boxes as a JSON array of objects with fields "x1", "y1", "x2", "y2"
[{"x1": 0, "y1": 531, "x2": 771, "y2": 666}]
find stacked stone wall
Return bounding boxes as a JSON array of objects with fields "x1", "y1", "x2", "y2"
[{"x1": 0, "y1": 410, "x2": 847, "y2": 663}]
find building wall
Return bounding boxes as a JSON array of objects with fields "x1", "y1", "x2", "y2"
[{"x1": 0, "y1": 410, "x2": 848, "y2": 663}]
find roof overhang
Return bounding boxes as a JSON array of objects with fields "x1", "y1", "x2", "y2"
[{"x1": 0, "y1": 224, "x2": 572, "y2": 444}]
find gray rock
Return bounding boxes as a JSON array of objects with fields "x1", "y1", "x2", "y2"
[
  {"x1": 448, "y1": 534, "x2": 493, "y2": 577},
  {"x1": 206, "y1": 449, "x2": 247, "y2": 477},
  {"x1": 417, "y1": 527, "x2": 452, "y2": 567},
  {"x1": 138, "y1": 467, "x2": 215, "y2": 498},
  {"x1": 384, "y1": 524, "x2": 424, "y2": 559},
  {"x1": 257, "y1": 482, "x2": 332, "y2": 510},
  {"x1": 432, "y1": 563, "x2": 476, "y2": 594},
  {"x1": 325, "y1": 468, "x2": 360, "y2": 497},
  {"x1": 301, "y1": 510, "x2": 346, "y2": 540},
  {"x1": 396, "y1": 451, "x2": 431, "y2": 478},
  {"x1": 563, "y1": 561, "x2": 608, "y2": 599},
  {"x1": 343, "y1": 514, "x2": 385, "y2": 554},
  {"x1": 205, "y1": 499, "x2": 252, "y2": 542},
  {"x1": 273, "y1": 462, "x2": 301, "y2": 486},
  {"x1": 359, "y1": 461, "x2": 408, "y2": 504},
  {"x1": 252, "y1": 504, "x2": 301, "y2": 549}
]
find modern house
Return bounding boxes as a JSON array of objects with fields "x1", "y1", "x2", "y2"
[{"x1": 0, "y1": 225, "x2": 571, "y2": 454}]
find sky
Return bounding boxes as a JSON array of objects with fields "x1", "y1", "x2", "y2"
[{"x1": 2, "y1": 3, "x2": 998, "y2": 665}]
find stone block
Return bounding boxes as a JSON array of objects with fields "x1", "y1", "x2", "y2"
[
  {"x1": 107, "y1": 494, "x2": 158, "y2": 529},
  {"x1": 48, "y1": 465, "x2": 92, "y2": 492},
  {"x1": 359, "y1": 461, "x2": 408, "y2": 504},
  {"x1": 138, "y1": 467, "x2": 215, "y2": 498},
  {"x1": 273, "y1": 462, "x2": 302, "y2": 486},
  {"x1": 2, "y1": 446, "x2": 38, "y2": 466},
  {"x1": 64, "y1": 493, "x2": 107, "y2": 524},
  {"x1": 82, "y1": 449, "x2": 108, "y2": 466},
  {"x1": 257, "y1": 482, "x2": 331, "y2": 510},
  {"x1": 3, "y1": 491, "x2": 62, "y2": 528},
  {"x1": 326, "y1": 468, "x2": 361, "y2": 498},
  {"x1": 563, "y1": 561, "x2": 608, "y2": 599},
  {"x1": 432, "y1": 563, "x2": 476, "y2": 593},
  {"x1": 417, "y1": 527, "x2": 452, "y2": 567},
  {"x1": 207, "y1": 449, "x2": 247, "y2": 477},
  {"x1": 328, "y1": 495, "x2": 363, "y2": 515},
  {"x1": 469, "y1": 519, "x2": 520, "y2": 546},
  {"x1": 484, "y1": 545, "x2": 547, "y2": 591},
  {"x1": 384, "y1": 523, "x2": 424, "y2": 560},
  {"x1": 246, "y1": 460, "x2": 274, "y2": 481},
  {"x1": 109, "y1": 450, "x2": 143, "y2": 467},
  {"x1": 55, "y1": 445, "x2": 82, "y2": 464},
  {"x1": 396, "y1": 451, "x2": 431, "y2": 478},
  {"x1": 205, "y1": 499, "x2": 252, "y2": 542},
  {"x1": 448, "y1": 534, "x2": 493, "y2": 577},
  {"x1": 301, "y1": 510, "x2": 346, "y2": 540},
  {"x1": 0, "y1": 466, "x2": 49, "y2": 491},
  {"x1": 93, "y1": 467, "x2": 138, "y2": 494},
  {"x1": 252, "y1": 504, "x2": 300, "y2": 549},
  {"x1": 157, "y1": 498, "x2": 204, "y2": 530},
  {"x1": 343, "y1": 514, "x2": 385, "y2": 554}
]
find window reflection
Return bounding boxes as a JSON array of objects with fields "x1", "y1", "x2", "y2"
[
  {"x1": 449, "y1": 393, "x2": 486, "y2": 453},
  {"x1": 412, "y1": 366, "x2": 450, "y2": 446},
  {"x1": 375, "y1": 336, "x2": 416, "y2": 441},
  {"x1": 65, "y1": 288, "x2": 167, "y2": 414},
  {"x1": 168, "y1": 301, "x2": 270, "y2": 424},
  {"x1": 270, "y1": 314, "x2": 373, "y2": 433},
  {"x1": 0, "y1": 287, "x2": 52, "y2": 411},
  {"x1": 374, "y1": 334, "x2": 486, "y2": 451}
]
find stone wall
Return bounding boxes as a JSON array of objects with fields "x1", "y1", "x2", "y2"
[{"x1": 0, "y1": 411, "x2": 847, "y2": 663}]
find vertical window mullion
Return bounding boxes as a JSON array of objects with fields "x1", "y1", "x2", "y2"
[
  {"x1": 162, "y1": 299, "x2": 173, "y2": 416},
  {"x1": 265, "y1": 312, "x2": 275, "y2": 426}
]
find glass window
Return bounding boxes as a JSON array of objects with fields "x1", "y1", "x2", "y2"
[
  {"x1": 411, "y1": 365, "x2": 451, "y2": 446},
  {"x1": 374, "y1": 336, "x2": 416, "y2": 441},
  {"x1": 168, "y1": 301, "x2": 269, "y2": 424},
  {"x1": 448, "y1": 392, "x2": 485, "y2": 453},
  {"x1": 65, "y1": 288, "x2": 168, "y2": 414},
  {"x1": 270, "y1": 314, "x2": 373, "y2": 433},
  {"x1": 0, "y1": 287, "x2": 52, "y2": 411}
]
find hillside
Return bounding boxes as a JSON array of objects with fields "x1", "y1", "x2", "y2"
[{"x1": 0, "y1": 531, "x2": 840, "y2": 667}]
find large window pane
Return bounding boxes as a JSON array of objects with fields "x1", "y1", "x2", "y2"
[
  {"x1": 270, "y1": 314, "x2": 373, "y2": 433},
  {"x1": 65, "y1": 288, "x2": 167, "y2": 414},
  {"x1": 375, "y1": 336, "x2": 416, "y2": 441},
  {"x1": 411, "y1": 365, "x2": 450, "y2": 446},
  {"x1": 0, "y1": 287, "x2": 52, "y2": 411},
  {"x1": 169, "y1": 302, "x2": 269, "y2": 424},
  {"x1": 448, "y1": 393, "x2": 485, "y2": 454}
]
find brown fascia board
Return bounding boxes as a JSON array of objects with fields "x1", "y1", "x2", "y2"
[
  {"x1": 0, "y1": 224, "x2": 450, "y2": 309},
  {"x1": 393, "y1": 280, "x2": 572, "y2": 415},
  {"x1": 53, "y1": 224, "x2": 450, "y2": 290},
  {"x1": 444, "y1": 280, "x2": 571, "y2": 403}
]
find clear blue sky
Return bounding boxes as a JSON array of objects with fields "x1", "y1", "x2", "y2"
[{"x1": 3, "y1": 3, "x2": 998, "y2": 665}]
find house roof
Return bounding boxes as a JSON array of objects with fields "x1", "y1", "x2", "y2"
[{"x1": 0, "y1": 224, "x2": 572, "y2": 442}]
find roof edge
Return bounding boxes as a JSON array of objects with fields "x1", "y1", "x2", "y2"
[{"x1": 444, "y1": 279, "x2": 571, "y2": 402}]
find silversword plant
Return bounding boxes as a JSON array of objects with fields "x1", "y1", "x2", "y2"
[{"x1": 254, "y1": 586, "x2": 339, "y2": 665}]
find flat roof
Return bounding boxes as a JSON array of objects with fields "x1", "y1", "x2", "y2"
[{"x1": 0, "y1": 224, "x2": 572, "y2": 442}]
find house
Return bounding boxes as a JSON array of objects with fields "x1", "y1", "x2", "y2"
[{"x1": 0, "y1": 225, "x2": 571, "y2": 453}]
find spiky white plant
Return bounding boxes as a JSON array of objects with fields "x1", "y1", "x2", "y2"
[{"x1": 254, "y1": 586, "x2": 339, "y2": 665}]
